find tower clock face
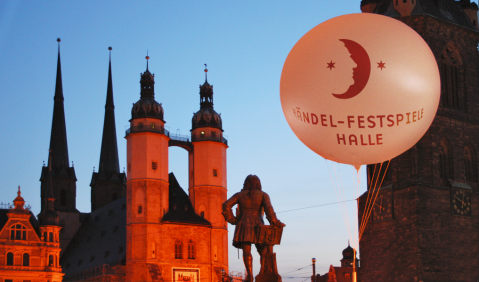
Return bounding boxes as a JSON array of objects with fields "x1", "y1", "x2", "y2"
[
  {"x1": 373, "y1": 189, "x2": 393, "y2": 222},
  {"x1": 451, "y1": 189, "x2": 472, "y2": 217}
]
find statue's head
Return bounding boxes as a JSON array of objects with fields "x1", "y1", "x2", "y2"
[{"x1": 243, "y1": 175, "x2": 262, "y2": 191}]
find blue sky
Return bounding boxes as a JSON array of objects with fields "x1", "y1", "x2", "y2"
[{"x1": 1, "y1": 0, "x2": 462, "y2": 279}]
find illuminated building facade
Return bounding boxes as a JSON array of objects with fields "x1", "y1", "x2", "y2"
[
  {"x1": 359, "y1": 0, "x2": 479, "y2": 281},
  {"x1": 0, "y1": 42, "x2": 228, "y2": 282},
  {"x1": 0, "y1": 187, "x2": 64, "y2": 282}
]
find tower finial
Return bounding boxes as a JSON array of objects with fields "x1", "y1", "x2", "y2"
[
  {"x1": 146, "y1": 51, "x2": 150, "y2": 71},
  {"x1": 17, "y1": 185, "x2": 21, "y2": 197},
  {"x1": 57, "y1": 38, "x2": 61, "y2": 51},
  {"x1": 109, "y1": 46, "x2": 112, "y2": 61},
  {"x1": 204, "y1": 64, "x2": 208, "y2": 82}
]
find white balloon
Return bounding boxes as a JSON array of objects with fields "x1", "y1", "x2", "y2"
[{"x1": 280, "y1": 13, "x2": 440, "y2": 169}]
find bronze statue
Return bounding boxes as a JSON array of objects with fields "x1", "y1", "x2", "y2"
[{"x1": 222, "y1": 175, "x2": 285, "y2": 282}]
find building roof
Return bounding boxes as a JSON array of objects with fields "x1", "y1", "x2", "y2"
[
  {"x1": 60, "y1": 196, "x2": 127, "y2": 276},
  {"x1": 162, "y1": 173, "x2": 211, "y2": 226},
  {"x1": 61, "y1": 172, "x2": 209, "y2": 277}
]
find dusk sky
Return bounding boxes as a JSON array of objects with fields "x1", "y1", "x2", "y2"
[{"x1": 1, "y1": 0, "x2": 464, "y2": 279}]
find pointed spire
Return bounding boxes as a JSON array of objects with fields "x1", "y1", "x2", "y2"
[
  {"x1": 105, "y1": 47, "x2": 114, "y2": 110},
  {"x1": 54, "y1": 38, "x2": 64, "y2": 102},
  {"x1": 48, "y1": 38, "x2": 70, "y2": 170},
  {"x1": 98, "y1": 47, "x2": 120, "y2": 174}
]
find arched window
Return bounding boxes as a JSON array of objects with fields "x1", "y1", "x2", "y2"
[
  {"x1": 175, "y1": 240, "x2": 182, "y2": 259},
  {"x1": 48, "y1": 255, "x2": 54, "y2": 267},
  {"x1": 440, "y1": 44, "x2": 463, "y2": 110},
  {"x1": 23, "y1": 253, "x2": 29, "y2": 266},
  {"x1": 49, "y1": 232, "x2": 54, "y2": 242},
  {"x1": 43, "y1": 231, "x2": 48, "y2": 242},
  {"x1": 188, "y1": 240, "x2": 195, "y2": 259},
  {"x1": 6, "y1": 252, "x2": 13, "y2": 265},
  {"x1": 10, "y1": 224, "x2": 26, "y2": 240},
  {"x1": 367, "y1": 160, "x2": 392, "y2": 188},
  {"x1": 439, "y1": 139, "x2": 454, "y2": 179},
  {"x1": 60, "y1": 189, "x2": 66, "y2": 207},
  {"x1": 465, "y1": 145, "x2": 477, "y2": 182}
]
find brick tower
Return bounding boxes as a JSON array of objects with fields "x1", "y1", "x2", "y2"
[
  {"x1": 189, "y1": 67, "x2": 229, "y2": 269},
  {"x1": 125, "y1": 56, "x2": 170, "y2": 281},
  {"x1": 358, "y1": 1, "x2": 479, "y2": 281}
]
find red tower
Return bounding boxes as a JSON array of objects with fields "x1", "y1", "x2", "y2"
[{"x1": 125, "y1": 57, "x2": 170, "y2": 281}]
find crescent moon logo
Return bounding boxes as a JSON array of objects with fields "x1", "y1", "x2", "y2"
[{"x1": 332, "y1": 39, "x2": 371, "y2": 99}]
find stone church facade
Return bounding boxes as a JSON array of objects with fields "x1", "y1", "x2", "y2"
[
  {"x1": 358, "y1": 0, "x2": 479, "y2": 281},
  {"x1": 0, "y1": 42, "x2": 228, "y2": 282}
]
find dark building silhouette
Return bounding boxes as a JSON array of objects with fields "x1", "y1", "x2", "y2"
[
  {"x1": 90, "y1": 48, "x2": 126, "y2": 212},
  {"x1": 359, "y1": 1, "x2": 479, "y2": 281}
]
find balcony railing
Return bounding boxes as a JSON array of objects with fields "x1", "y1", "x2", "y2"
[
  {"x1": 191, "y1": 133, "x2": 228, "y2": 146},
  {"x1": 125, "y1": 124, "x2": 169, "y2": 136}
]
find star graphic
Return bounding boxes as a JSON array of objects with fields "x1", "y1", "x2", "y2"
[
  {"x1": 377, "y1": 60, "x2": 386, "y2": 70},
  {"x1": 327, "y1": 60, "x2": 335, "y2": 70}
]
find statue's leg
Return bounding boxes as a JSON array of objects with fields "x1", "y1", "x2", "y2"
[{"x1": 242, "y1": 243, "x2": 253, "y2": 281}]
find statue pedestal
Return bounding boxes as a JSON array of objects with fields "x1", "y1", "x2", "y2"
[
  {"x1": 255, "y1": 251, "x2": 282, "y2": 282},
  {"x1": 254, "y1": 226, "x2": 283, "y2": 282}
]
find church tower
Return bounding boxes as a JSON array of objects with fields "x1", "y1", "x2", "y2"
[
  {"x1": 40, "y1": 38, "x2": 77, "y2": 213},
  {"x1": 189, "y1": 67, "x2": 228, "y2": 267},
  {"x1": 358, "y1": 1, "x2": 479, "y2": 281},
  {"x1": 40, "y1": 39, "x2": 81, "y2": 254},
  {"x1": 90, "y1": 47, "x2": 126, "y2": 212},
  {"x1": 125, "y1": 56, "x2": 170, "y2": 281}
]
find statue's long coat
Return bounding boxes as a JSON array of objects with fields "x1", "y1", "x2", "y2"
[{"x1": 222, "y1": 189, "x2": 279, "y2": 248}]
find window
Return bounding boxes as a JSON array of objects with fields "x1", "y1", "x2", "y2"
[
  {"x1": 465, "y1": 145, "x2": 477, "y2": 182},
  {"x1": 43, "y1": 232, "x2": 47, "y2": 242},
  {"x1": 10, "y1": 224, "x2": 26, "y2": 240},
  {"x1": 367, "y1": 160, "x2": 391, "y2": 187},
  {"x1": 200, "y1": 131, "x2": 205, "y2": 138},
  {"x1": 213, "y1": 169, "x2": 218, "y2": 177},
  {"x1": 440, "y1": 44, "x2": 463, "y2": 110},
  {"x1": 152, "y1": 161, "x2": 158, "y2": 170},
  {"x1": 138, "y1": 123, "x2": 143, "y2": 129},
  {"x1": 23, "y1": 253, "x2": 29, "y2": 266},
  {"x1": 6, "y1": 252, "x2": 14, "y2": 265},
  {"x1": 188, "y1": 240, "x2": 195, "y2": 259},
  {"x1": 439, "y1": 139, "x2": 454, "y2": 179},
  {"x1": 151, "y1": 122, "x2": 155, "y2": 129},
  {"x1": 49, "y1": 232, "x2": 54, "y2": 242},
  {"x1": 49, "y1": 255, "x2": 54, "y2": 267},
  {"x1": 212, "y1": 131, "x2": 216, "y2": 138},
  {"x1": 201, "y1": 211, "x2": 205, "y2": 218},
  {"x1": 175, "y1": 240, "x2": 182, "y2": 259},
  {"x1": 138, "y1": 205, "x2": 143, "y2": 214}
]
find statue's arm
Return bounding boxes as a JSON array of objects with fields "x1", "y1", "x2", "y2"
[
  {"x1": 262, "y1": 193, "x2": 286, "y2": 227},
  {"x1": 222, "y1": 193, "x2": 239, "y2": 225}
]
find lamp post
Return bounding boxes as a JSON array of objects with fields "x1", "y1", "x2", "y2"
[{"x1": 312, "y1": 258, "x2": 316, "y2": 282}]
